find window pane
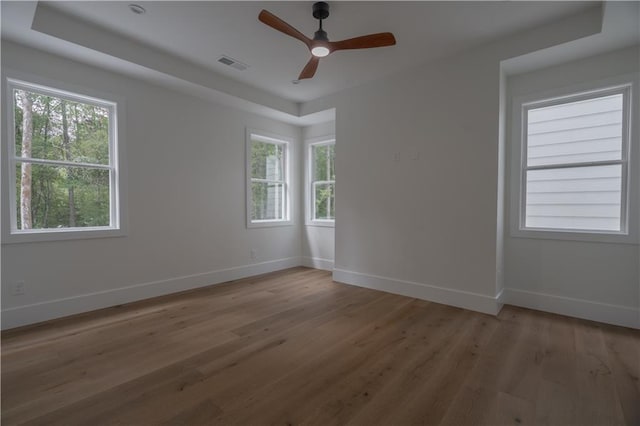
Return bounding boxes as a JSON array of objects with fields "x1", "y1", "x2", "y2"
[
  {"x1": 15, "y1": 162, "x2": 110, "y2": 230},
  {"x1": 14, "y1": 89, "x2": 110, "y2": 165},
  {"x1": 525, "y1": 164, "x2": 622, "y2": 231},
  {"x1": 251, "y1": 181, "x2": 284, "y2": 221},
  {"x1": 251, "y1": 141, "x2": 283, "y2": 180},
  {"x1": 313, "y1": 144, "x2": 335, "y2": 181},
  {"x1": 314, "y1": 182, "x2": 335, "y2": 220},
  {"x1": 527, "y1": 94, "x2": 623, "y2": 167}
]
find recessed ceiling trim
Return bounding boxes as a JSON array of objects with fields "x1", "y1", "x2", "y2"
[{"x1": 29, "y1": 2, "x2": 298, "y2": 117}]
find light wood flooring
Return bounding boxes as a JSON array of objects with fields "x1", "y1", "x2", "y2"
[{"x1": 2, "y1": 267, "x2": 639, "y2": 425}]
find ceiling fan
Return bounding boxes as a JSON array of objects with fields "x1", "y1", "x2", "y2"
[{"x1": 259, "y1": 2, "x2": 396, "y2": 80}]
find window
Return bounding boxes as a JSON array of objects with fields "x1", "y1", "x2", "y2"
[
  {"x1": 246, "y1": 130, "x2": 291, "y2": 227},
  {"x1": 308, "y1": 139, "x2": 335, "y2": 225},
  {"x1": 519, "y1": 85, "x2": 632, "y2": 235},
  {"x1": 5, "y1": 79, "x2": 122, "y2": 242}
]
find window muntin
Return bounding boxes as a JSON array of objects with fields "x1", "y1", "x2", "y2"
[
  {"x1": 310, "y1": 141, "x2": 335, "y2": 222},
  {"x1": 8, "y1": 80, "x2": 119, "y2": 235},
  {"x1": 248, "y1": 133, "x2": 290, "y2": 224},
  {"x1": 521, "y1": 87, "x2": 630, "y2": 234}
]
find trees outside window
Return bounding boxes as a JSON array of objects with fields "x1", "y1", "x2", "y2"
[
  {"x1": 8, "y1": 80, "x2": 118, "y2": 236},
  {"x1": 247, "y1": 131, "x2": 291, "y2": 227},
  {"x1": 310, "y1": 141, "x2": 335, "y2": 223}
]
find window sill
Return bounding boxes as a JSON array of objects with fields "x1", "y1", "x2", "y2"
[
  {"x1": 2, "y1": 227, "x2": 126, "y2": 244},
  {"x1": 510, "y1": 227, "x2": 638, "y2": 245},
  {"x1": 306, "y1": 220, "x2": 335, "y2": 228},
  {"x1": 247, "y1": 220, "x2": 294, "y2": 229}
]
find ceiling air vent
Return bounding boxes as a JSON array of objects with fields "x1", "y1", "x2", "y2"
[{"x1": 217, "y1": 55, "x2": 248, "y2": 71}]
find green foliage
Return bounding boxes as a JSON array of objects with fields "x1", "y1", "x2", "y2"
[
  {"x1": 251, "y1": 140, "x2": 285, "y2": 220},
  {"x1": 14, "y1": 89, "x2": 111, "y2": 230},
  {"x1": 313, "y1": 144, "x2": 335, "y2": 181},
  {"x1": 313, "y1": 144, "x2": 335, "y2": 220},
  {"x1": 314, "y1": 183, "x2": 335, "y2": 220}
]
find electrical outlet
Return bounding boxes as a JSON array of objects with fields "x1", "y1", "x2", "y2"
[
  {"x1": 392, "y1": 152, "x2": 400, "y2": 162},
  {"x1": 12, "y1": 281, "x2": 25, "y2": 296},
  {"x1": 250, "y1": 249, "x2": 257, "y2": 260}
]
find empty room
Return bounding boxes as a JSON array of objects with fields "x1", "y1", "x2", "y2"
[{"x1": 1, "y1": 1, "x2": 639, "y2": 425}]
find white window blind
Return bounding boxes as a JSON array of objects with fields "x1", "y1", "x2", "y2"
[{"x1": 523, "y1": 91, "x2": 628, "y2": 233}]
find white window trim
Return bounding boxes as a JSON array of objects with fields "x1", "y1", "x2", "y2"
[
  {"x1": 509, "y1": 73, "x2": 639, "y2": 244},
  {"x1": 2, "y1": 70, "x2": 127, "y2": 244},
  {"x1": 305, "y1": 135, "x2": 335, "y2": 227},
  {"x1": 246, "y1": 128, "x2": 293, "y2": 228}
]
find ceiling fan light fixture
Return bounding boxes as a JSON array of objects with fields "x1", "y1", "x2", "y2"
[{"x1": 311, "y1": 45, "x2": 330, "y2": 57}]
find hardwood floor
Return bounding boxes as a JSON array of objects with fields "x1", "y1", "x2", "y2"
[{"x1": 2, "y1": 267, "x2": 638, "y2": 425}]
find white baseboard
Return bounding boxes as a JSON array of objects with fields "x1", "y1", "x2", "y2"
[
  {"x1": 1, "y1": 257, "x2": 301, "y2": 330},
  {"x1": 6, "y1": 259, "x2": 634, "y2": 331},
  {"x1": 300, "y1": 256, "x2": 334, "y2": 271},
  {"x1": 333, "y1": 268, "x2": 503, "y2": 315},
  {"x1": 496, "y1": 288, "x2": 505, "y2": 314},
  {"x1": 503, "y1": 288, "x2": 640, "y2": 329}
]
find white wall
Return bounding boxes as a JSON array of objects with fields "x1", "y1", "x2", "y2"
[
  {"x1": 504, "y1": 46, "x2": 640, "y2": 328},
  {"x1": 1, "y1": 41, "x2": 302, "y2": 329},
  {"x1": 329, "y1": 51, "x2": 504, "y2": 314},
  {"x1": 297, "y1": 5, "x2": 615, "y2": 316},
  {"x1": 496, "y1": 68, "x2": 507, "y2": 301},
  {"x1": 301, "y1": 121, "x2": 335, "y2": 271}
]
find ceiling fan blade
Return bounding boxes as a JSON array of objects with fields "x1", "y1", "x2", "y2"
[
  {"x1": 298, "y1": 57, "x2": 320, "y2": 80},
  {"x1": 329, "y1": 32, "x2": 396, "y2": 52},
  {"x1": 259, "y1": 10, "x2": 312, "y2": 49}
]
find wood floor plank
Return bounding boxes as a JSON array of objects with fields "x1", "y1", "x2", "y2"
[
  {"x1": 91, "y1": 292, "x2": 407, "y2": 425},
  {"x1": 16, "y1": 278, "x2": 394, "y2": 425},
  {"x1": 154, "y1": 294, "x2": 416, "y2": 425},
  {"x1": 574, "y1": 320, "x2": 628, "y2": 426},
  {"x1": 2, "y1": 267, "x2": 638, "y2": 426},
  {"x1": 534, "y1": 378, "x2": 578, "y2": 425},
  {"x1": 540, "y1": 311, "x2": 577, "y2": 387},
  {"x1": 452, "y1": 306, "x2": 532, "y2": 395},
  {"x1": 210, "y1": 299, "x2": 419, "y2": 425},
  {"x1": 378, "y1": 313, "x2": 499, "y2": 426},
  {"x1": 602, "y1": 324, "x2": 640, "y2": 426},
  {"x1": 160, "y1": 398, "x2": 222, "y2": 426},
  {"x1": 493, "y1": 308, "x2": 547, "y2": 403},
  {"x1": 438, "y1": 384, "x2": 498, "y2": 426},
  {"x1": 290, "y1": 302, "x2": 468, "y2": 426},
  {"x1": 494, "y1": 391, "x2": 536, "y2": 426}
]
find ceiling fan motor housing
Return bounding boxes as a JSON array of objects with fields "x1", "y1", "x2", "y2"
[
  {"x1": 314, "y1": 29, "x2": 328, "y2": 42},
  {"x1": 312, "y1": 2, "x2": 330, "y2": 20}
]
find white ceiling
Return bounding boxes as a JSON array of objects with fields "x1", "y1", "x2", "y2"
[{"x1": 3, "y1": 1, "x2": 600, "y2": 103}]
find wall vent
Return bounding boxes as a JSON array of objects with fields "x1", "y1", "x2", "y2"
[{"x1": 217, "y1": 55, "x2": 249, "y2": 71}]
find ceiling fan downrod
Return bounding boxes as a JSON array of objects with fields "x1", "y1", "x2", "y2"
[{"x1": 313, "y1": 2, "x2": 329, "y2": 44}]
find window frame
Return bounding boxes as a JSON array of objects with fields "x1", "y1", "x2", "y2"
[
  {"x1": 306, "y1": 136, "x2": 336, "y2": 227},
  {"x1": 245, "y1": 128, "x2": 293, "y2": 228},
  {"x1": 510, "y1": 75, "x2": 638, "y2": 244},
  {"x1": 2, "y1": 73, "x2": 126, "y2": 244}
]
